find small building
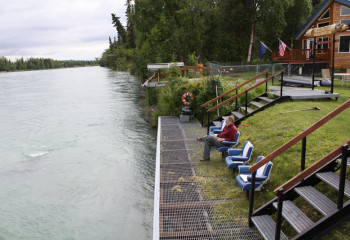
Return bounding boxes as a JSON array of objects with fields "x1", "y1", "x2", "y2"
[{"x1": 273, "y1": 0, "x2": 350, "y2": 69}]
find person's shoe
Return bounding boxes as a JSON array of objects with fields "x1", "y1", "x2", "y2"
[
  {"x1": 196, "y1": 137, "x2": 203, "y2": 142},
  {"x1": 200, "y1": 158, "x2": 210, "y2": 161}
]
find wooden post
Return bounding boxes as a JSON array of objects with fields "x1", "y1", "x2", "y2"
[
  {"x1": 331, "y1": 33, "x2": 335, "y2": 94},
  {"x1": 301, "y1": 136, "x2": 307, "y2": 171},
  {"x1": 312, "y1": 37, "x2": 316, "y2": 90},
  {"x1": 275, "y1": 188, "x2": 284, "y2": 240},
  {"x1": 248, "y1": 171, "x2": 256, "y2": 227},
  {"x1": 337, "y1": 144, "x2": 348, "y2": 209}
]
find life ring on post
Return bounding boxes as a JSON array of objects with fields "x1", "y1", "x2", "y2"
[{"x1": 182, "y1": 92, "x2": 194, "y2": 105}]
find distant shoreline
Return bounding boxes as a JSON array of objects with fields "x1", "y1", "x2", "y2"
[{"x1": 0, "y1": 64, "x2": 100, "y2": 74}]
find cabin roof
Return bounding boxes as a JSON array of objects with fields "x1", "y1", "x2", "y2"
[{"x1": 295, "y1": 0, "x2": 350, "y2": 40}]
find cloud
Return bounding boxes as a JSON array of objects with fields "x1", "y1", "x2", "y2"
[{"x1": 0, "y1": 0, "x2": 128, "y2": 60}]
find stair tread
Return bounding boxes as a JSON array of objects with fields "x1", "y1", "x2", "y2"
[
  {"x1": 251, "y1": 215, "x2": 288, "y2": 240},
  {"x1": 316, "y1": 172, "x2": 350, "y2": 198},
  {"x1": 250, "y1": 101, "x2": 265, "y2": 108},
  {"x1": 294, "y1": 186, "x2": 336, "y2": 216},
  {"x1": 258, "y1": 96, "x2": 274, "y2": 103},
  {"x1": 272, "y1": 200, "x2": 313, "y2": 233},
  {"x1": 231, "y1": 111, "x2": 244, "y2": 119},
  {"x1": 245, "y1": 107, "x2": 254, "y2": 114}
]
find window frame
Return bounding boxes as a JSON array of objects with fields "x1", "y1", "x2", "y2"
[
  {"x1": 317, "y1": 21, "x2": 330, "y2": 28},
  {"x1": 338, "y1": 35, "x2": 350, "y2": 53},
  {"x1": 320, "y1": 8, "x2": 330, "y2": 20},
  {"x1": 340, "y1": 5, "x2": 350, "y2": 16}
]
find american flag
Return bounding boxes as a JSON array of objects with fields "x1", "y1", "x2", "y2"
[{"x1": 279, "y1": 39, "x2": 287, "y2": 57}]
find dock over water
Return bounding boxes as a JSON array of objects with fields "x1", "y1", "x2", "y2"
[{"x1": 153, "y1": 116, "x2": 261, "y2": 240}]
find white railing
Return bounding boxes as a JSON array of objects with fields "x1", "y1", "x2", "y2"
[{"x1": 152, "y1": 117, "x2": 161, "y2": 240}]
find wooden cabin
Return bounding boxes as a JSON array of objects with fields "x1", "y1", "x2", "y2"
[{"x1": 273, "y1": 0, "x2": 350, "y2": 69}]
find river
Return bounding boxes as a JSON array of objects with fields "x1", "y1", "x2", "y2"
[{"x1": 0, "y1": 67, "x2": 156, "y2": 240}]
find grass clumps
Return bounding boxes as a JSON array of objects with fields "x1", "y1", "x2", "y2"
[{"x1": 190, "y1": 79, "x2": 350, "y2": 238}]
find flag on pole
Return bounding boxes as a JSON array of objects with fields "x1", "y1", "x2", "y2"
[
  {"x1": 279, "y1": 39, "x2": 287, "y2": 57},
  {"x1": 259, "y1": 41, "x2": 268, "y2": 59}
]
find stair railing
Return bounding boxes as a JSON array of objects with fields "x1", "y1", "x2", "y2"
[
  {"x1": 205, "y1": 70, "x2": 284, "y2": 134},
  {"x1": 247, "y1": 99, "x2": 350, "y2": 235},
  {"x1": 200, "y1": 69, "x2": 271, "y2": 127}
]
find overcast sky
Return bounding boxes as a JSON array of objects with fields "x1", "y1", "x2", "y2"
[{"x1": 0, "y1": 0, "x2": 128, "y2": 60}]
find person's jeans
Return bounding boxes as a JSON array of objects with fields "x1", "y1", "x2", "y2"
[{"x1": 202, "y1": 135, "x2": 225, "y2": 159}]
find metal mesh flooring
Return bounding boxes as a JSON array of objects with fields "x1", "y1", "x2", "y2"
[{"x1": 156, "y1": 116, "x2": 262, "y2": 239}]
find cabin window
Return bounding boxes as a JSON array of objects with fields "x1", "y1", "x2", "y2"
[
  {"x1": 318, "y1": 21, "x2": 329, "y2": 28},
  {"x1": 339, "y1": 35, "x2": 350, "y2": 52},
  {"x1": 340, "y1": 19, "x2": 350, "y2": 30},
  {"x1": 341, "y1": 5, "x2": 350, "y2": 16},
  {"x1": 303, "y1": 39, "x2": 307, "y2": 49},
  {"x1": 317, "y1": 37, "x2": 329, "y2": 50},
  {"x1": 320, "y1": 8, "x2": 330, "y2": 19}
]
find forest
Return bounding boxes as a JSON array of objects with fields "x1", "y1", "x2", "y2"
[
  {"x1": 100, "y1": 0, "x2": 324, "y2": 77},
  {"x1": 0, "y1": 57, "x2": 98, "y2": 72}
]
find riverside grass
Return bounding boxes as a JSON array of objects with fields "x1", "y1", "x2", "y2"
[{"x1": 194, "y1": 79, "x2": 350, "y2": 239}]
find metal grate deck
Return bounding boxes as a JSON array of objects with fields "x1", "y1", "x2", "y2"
[{"x1": 154, "y1": 116, "x2": 262, "y2": 239}]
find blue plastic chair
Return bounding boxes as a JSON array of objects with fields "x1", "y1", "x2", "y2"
[
  {"x1": 224, "y1": 140, "x2": 253, "y2": 169},
  {"x1": 215, "y1": 132, "x2": 240, "y2": 158},
  {"x1": 209, "y1": 119, "x2": 226, "y2": 134},
  {"x1": 235, "y1": 156, "x2": 273, "y2": 191}
]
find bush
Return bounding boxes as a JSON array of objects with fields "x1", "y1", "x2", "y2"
[{"x1": 152, "y1": 76, "x2": 224, "y2": 124}]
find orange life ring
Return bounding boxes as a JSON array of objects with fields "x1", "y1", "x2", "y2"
[{"x1": 182, "y1": 92, "x2": 193, "y2": 105}]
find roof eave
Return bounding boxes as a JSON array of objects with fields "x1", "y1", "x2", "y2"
[{"x1": 295, "y1": 0, "x2": 332, "y2": 40}]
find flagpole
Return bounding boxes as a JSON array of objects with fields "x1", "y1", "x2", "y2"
[{"x1": 260, "y1": 41, "x2": 273, "y2": 53}]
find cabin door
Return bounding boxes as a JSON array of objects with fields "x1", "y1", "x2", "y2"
[{"x1": 306, "y1": 39, "x2": 314, "y2": 60}]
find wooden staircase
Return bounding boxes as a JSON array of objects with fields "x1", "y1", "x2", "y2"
[
  {"x1": 251, "y1": 146, "x2": 350, "y2": 240},
  {"x1": 230, "y1": 93, "x2": 283, "y2": 125},
  {"x1": 211, "y1": 93, "x2": 282, "y2": 127},
  {"x1": 202, "y1": 69, "x2": 285, "y2": 133},
  {"x1": 245, "y1": 99, "x2": 350, "y2": 240}
]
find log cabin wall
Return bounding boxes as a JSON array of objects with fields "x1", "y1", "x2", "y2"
[{"x1": 298, "y1": 1, "x2": 350, "y2": 69}]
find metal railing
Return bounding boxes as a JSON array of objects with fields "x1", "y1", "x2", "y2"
[
  {"x1": 272, "y1": 48, "x2": 330, "y2": 62},
  {"x1": 201, "y1": 69, "x2": 271, "y2": 126},
  {"x1": 247, "y1": 99, "x2": 350, "y2": 237},
  {"x1": 204, "y1": 70, "x2": 284, "y2": 134}
]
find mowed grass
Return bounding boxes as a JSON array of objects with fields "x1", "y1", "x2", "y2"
[{"x1": 194, "y1": 79, "x2": 350, "y2": 239}]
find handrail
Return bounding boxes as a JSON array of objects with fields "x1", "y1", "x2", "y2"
[
  {"x1": 249, "y1": 99, "x2": 350, "y2": 173},
  {"x1": 207, "y1": 70, "x2": 283, "y2": 113},
  {"x1": 201, "y1": 69, "x2": 271, "y2": 108},
  {"x1": 273, "y1": 139, "x2": 350, "y2": 195}
]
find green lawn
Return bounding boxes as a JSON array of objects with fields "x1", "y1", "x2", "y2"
[{"x1": 195, "y1": 79, "x2": 350, "y2": 239}]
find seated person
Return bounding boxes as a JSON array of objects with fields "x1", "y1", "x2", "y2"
[{"x1": 197, "y1": 116, "x2": 237, "y2": 161}]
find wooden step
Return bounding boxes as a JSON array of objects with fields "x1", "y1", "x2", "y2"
[
  {"x1": 316, "y1": 172, "x2": 350, "y2": 198},
  {"x1": 251, "y1": 215, "x2": 288, "y2": 240},
  {"x1": 231, "y1": 111, "x2": 244, "y2": 119},
  {"x1": 294, "y1": 186, "x2": 337, "y2": 216},
  {"x1": 272, "y1": 200, "x2": 313, "y2": 233},
  {"x1": 245, "y1": 107, "x2": 254, "y2": 114},
  {"x1": 212, "y1": 121, "x2": 222, "y2": 127},
  {"x1": 258, "y1": 96, "x2": 274, "y2": 103},
  {"x1": 250, "y1": 101, "x2": 265, "y2": 108}
]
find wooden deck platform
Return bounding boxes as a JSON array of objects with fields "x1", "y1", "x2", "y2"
[{"x1": 270, "y1": 86, "x2": 340, "y2": 100}]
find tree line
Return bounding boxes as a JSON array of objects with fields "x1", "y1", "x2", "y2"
[
  {"x1": 0, "y1": 56, "x2": 99, "y2": 72},
  {"x1": 100, "y1": 0, "x2": 323, "y2": 77}
]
